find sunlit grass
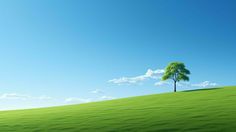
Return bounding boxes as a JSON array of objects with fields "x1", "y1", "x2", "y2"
[{"x1": 0, "y1": 86, "x2": 235, "y2": 131}]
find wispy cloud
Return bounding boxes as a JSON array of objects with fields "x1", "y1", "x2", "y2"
[
  {"x1": 191, "y1": 81, "x2": 218, "y2": 88},
  {"x1": 154, "y1": 80, "x2": 218, "y2": 88},
  {"x1": 64, "y1": 97, "x2": 91, "y2": 104},
  {"x1": 154, "y1": 81, "x2": 171, "y2": 86},
  {"x1": 37, "y1": 95, "x2": 53, "y2": 100},
  {"x1": 108, "y1": 69, "x2": 164, "y2": 85},
  {"x1": 91, "y1": 89, "x2": 104, "y2": 94},
  {"x1": 0, "y1": 93, "x2": 30, "y2": 100},
  {"x1": 0, "y1": 93, "x2": 53, "y2": 101},
  {"x1": 64, "y1": 95, "x2": 116, "y2": 104},
  {"x1": 100, "y1": 96, "x2": 115, "y2": 100},
  {"x1": 0, "y1": 92, "x2": 116, "y2": 110}
]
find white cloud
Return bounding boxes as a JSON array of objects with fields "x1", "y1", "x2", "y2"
[
  {"x1": 91, "y1": 89, "x2": 104, "y2": 94},
  {"x1": 64, "y1": 95, "x2": 116, "y2": 104},
  {"x1": 177, "y1": 82, "x2": 190, "y2": 87},
  {"x1": 0, "y1": 93, "x2": 53, "y2": 101},
  {"x1": 100, "y1": 96, "x2": 115, "y2": 100},
  {"x1": 0, "y1": 92, "x2": 116, "y2": 110},
  {"x1": 191, "y1": 81, "x2": 218, "y2": 88},
  {"x1": 0, "y1": 93, "x2": 30, "y2": 100},
  {"x1": 64, "y1": 97, "x2": 91, "y2": 104},
  {"x1": 154, "y1": 80, "x2": 218, "y2": 88},
  {"x1": 108, "y1": 69, "x2": 164, "y2": 85},
  {"x1": 37, "y1": 95, "x2": 53, "y2": 100},
  {"x1": 154, "y1": 81, "x2": 171, "y2": 86}
]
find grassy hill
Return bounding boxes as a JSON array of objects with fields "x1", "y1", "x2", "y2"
[{"x1": 0, "y1": 86, "x2": 236, "y2": 132}]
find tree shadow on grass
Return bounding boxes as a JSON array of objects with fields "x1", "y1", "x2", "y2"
[{"x1": 182, "y1": 87, "x2": 222, "y2": 92}]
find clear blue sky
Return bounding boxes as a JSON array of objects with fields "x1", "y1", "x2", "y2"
[{"x1": 0, "y1": 0, "x2": 235, "y2": 110}]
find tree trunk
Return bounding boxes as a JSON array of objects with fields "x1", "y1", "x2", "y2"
[{"x1": 174, "y1": 81, "x2": 177, "y2": 92}]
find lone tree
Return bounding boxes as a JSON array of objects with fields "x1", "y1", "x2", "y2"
[{"x1": 162, "y1": 62, "x2": 190, "y2": 92}]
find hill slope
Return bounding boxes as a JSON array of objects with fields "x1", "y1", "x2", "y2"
[{"x1": 0, "y1": 86, "x2": 236, "y2": 132}]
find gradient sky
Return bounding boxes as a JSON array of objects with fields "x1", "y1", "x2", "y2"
[{"x1": 0, "y1": 0, "x2": 235, "y2": 110}]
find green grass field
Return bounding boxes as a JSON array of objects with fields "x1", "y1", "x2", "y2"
[{"x1": 0, "y1": 86, "x2": 235, "y2": 132}]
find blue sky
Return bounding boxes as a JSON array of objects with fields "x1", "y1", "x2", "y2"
[{"x1": 0, "y1": 0, "x2": 235, "y2": 110}]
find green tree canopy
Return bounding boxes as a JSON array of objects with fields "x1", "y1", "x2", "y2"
[{"x1": 162, "y1": 62, "x2": 190, "y2": 92}]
